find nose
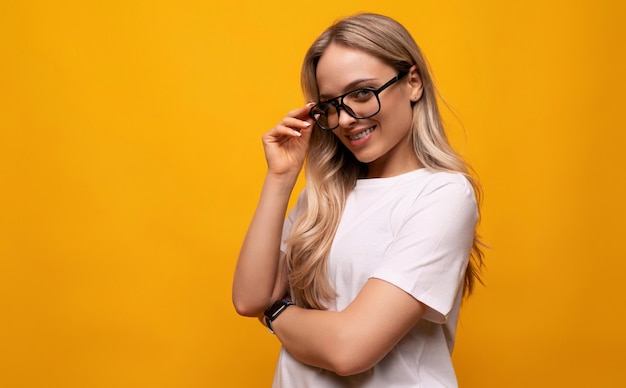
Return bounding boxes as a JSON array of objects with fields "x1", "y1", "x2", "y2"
[{"x1": 337, "y1": 106, "x2": 357, "y2": 128}]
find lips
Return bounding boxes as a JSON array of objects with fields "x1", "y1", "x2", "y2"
[{"x1": 348, "y1": 126, "x2": 375, "y2": 141}]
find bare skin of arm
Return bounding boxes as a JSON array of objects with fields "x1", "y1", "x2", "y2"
[
  {"x1": 271, "y1": 278, "x2": 427, "y2": 376},
  {"x1": 232, "y1": 104, "x2": 314, "y2": 317}
]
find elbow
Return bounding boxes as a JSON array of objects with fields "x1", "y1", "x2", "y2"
[
  {"x1": 326, "y1": 332, "x2": 379, "y2": 376},
  {"x1": 232, "y1": 296, "x2": 266, "y2": 317},
  {"x1": 333, "y1": 363, "x2": 364, "y2": 377},
  {"x1": 330, "y1": 351, "x2": 376, "y2": 377}
]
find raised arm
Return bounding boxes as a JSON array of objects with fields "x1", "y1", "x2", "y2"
[{"x1": 232, "y1": 104, "x2": 314, "y2": 317}]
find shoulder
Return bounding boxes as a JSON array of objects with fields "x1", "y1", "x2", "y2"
[
  {"x1": 408, "y1": 169, "x2": 476, "y2": 203},
  {"x1": 420, "y1": 169, "x2": 472, "y2": 188},
  {"x1": 401, "y1": 170, "x2": 478, "y2": 224}
]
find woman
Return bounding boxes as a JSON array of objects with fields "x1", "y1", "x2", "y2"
[{"x1": 233, "y1": 13, "x2": 484, "y2": 387}]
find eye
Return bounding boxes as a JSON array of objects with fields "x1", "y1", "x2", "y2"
[{"x1": 349, "y1": 88, "x2": 375, "y2": 102}]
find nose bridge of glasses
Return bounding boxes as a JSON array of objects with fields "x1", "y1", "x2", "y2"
[
  {"x1": 321, "y1": 98, "x2": 356, "y2": 126},
  {"x1": 336, "y1": 103, "x2": 360, "y2": 126},
  {"x1": 335, "y1": 96, "x2": 362, "y2": 119}
]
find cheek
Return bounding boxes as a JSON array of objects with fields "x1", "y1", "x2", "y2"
[{"x1": 380, "y1": 101, "x2": 414, "y2": 131}]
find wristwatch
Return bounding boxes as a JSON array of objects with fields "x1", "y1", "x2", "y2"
[{"x1": 264, "y1": 299, "x2": 294, "y2": 334}]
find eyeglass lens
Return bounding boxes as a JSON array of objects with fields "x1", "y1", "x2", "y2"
[{"x1": 311, "y1": 89, "x2": 380, "y2": 130}]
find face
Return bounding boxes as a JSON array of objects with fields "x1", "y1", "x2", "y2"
[{"x1": 315, "y1": 43, "x2": 423, "y2": 178}]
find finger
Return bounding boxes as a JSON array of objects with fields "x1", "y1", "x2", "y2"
[
  {"x1": 280, "y1": 117, "x2": 312, "y2": 133},
  {"x1": 285, "y1": 102, "x2": 316, "y2": 120},
  {"x1": 266, "y1": 123, "x2": 305, "y2": 140}
]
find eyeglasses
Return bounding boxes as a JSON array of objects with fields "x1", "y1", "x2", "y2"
[{"x1": 310, "y1": 70, "x2": 409, "y2": 131}]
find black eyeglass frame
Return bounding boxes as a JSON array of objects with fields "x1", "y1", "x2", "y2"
[{"x1": 310, "y1": 70, "x2": 409, "y2": 131}]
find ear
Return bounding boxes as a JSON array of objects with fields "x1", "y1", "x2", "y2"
[{"x1": 408, "y1": 65, "x2": 423, "y2": 102}]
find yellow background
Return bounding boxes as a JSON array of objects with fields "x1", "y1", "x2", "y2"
[{"x1": 1, "y1": 0, "x2": 625, "y2": 387}]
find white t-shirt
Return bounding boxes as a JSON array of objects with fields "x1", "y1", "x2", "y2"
[{"x1": 275, "y1": 169, "x2": 478, "y2": 387}]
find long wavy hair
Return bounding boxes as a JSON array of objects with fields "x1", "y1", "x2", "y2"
[{"x1": 285, "y1": 13, "x2": 485, "y2": 310}]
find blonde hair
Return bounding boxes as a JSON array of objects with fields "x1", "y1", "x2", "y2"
[{"x1": 286, "y1": 13, "x2": 485, "y2": 309}]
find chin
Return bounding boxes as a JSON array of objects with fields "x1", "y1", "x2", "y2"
[{"x1": 353, "y1": 152, "x2": 379, "y2": 164}]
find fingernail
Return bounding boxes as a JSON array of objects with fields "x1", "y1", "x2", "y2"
[
  {"x1": 306, "y1": 102, "x2": 316, "y2": 107},
  {"x1": 292, "y1": 130, "x2": 302, "y2": 137},
  {"x1": 303, "y1": 121, "x2": 311, "y2": 127}
]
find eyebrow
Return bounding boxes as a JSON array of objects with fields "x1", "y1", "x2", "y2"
[{"x1": 319, "y1": 77, "x2": 378, "y2": 100}]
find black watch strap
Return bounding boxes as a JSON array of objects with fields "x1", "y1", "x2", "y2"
[{"x1": 264, "y1": 299, "x2": 294, "y2": 334}]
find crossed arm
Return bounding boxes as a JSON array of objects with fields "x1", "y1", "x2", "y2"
[{"x1": 270, "y1": 276, "x2": 426, "y2": 376}]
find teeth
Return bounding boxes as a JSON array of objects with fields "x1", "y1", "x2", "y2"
[{"x1": 349, "y1": 127, "x2": 374, "y2": 141}]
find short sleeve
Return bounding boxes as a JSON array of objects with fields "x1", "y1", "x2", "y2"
[
  {"x1": 370, "y1": 175, "x2": 478, "y2": 324},
  {"x1": 280, "y1": 190, "x2": 307, "y2": 253}
]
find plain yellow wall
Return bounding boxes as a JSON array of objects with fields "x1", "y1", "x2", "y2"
[{"x1": 1, "y1": 0, "x2": 625, "y2": 387}]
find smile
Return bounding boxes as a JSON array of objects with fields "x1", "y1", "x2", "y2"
[{"x1": 348, "y1": 126, "x2": 375, "y2": 141}]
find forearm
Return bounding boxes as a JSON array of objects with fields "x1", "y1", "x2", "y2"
[
  {"x1": 232, "y1": 172, "x2": 298, "y2": 316},
  {"x1": 271, "y1": 307, "x2": 384, "y2": 376},
  {"x1": 269, "y1": 279, "x2": 426, "y2": 376},
  {"x1": 271, "y1": 307, "x2": 349, "y2": 373}
]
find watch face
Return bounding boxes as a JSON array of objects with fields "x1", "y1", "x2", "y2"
[
  {"x1": 264, "y1": 300, "x2": 293, "y2": 334},
  {"x1": 265, "y1": 299, "x2": 293, "y2": 321}
]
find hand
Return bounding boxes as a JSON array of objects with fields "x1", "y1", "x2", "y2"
[{"x1": 262, "y1": 103, "x2": 315, "y2": 178}]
